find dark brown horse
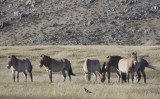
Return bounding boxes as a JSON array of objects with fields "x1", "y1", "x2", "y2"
[
  {"x1": 39, "y1": 55, "x2": 75, "y2": 83},
  {"x1": 7, "y1": 55, "x2": 33, "y2": 82},
  {"x1": 137, "y1": 57, "x2": 156, "y2": 83},
  {"x1": 100, "y1": 56, "x2": 122, "y2": 83}
]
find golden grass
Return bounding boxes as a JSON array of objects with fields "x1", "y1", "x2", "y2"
[{"x1": 0, "y1": 46, "x2": 160, "y2": 99}]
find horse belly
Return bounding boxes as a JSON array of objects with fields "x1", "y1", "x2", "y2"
[
  {"x1": 51, "y1": 65, "x2": 65, "y2": 72},
  {"x1": 16, "y1": 63, "x2": 28, "y2": 72},
  {"x1": 90, "y1": 63, "x2": 100, "y2": 73},
  {"x1": 118, "y1": 60, "x2": 127, "y2": 73}
]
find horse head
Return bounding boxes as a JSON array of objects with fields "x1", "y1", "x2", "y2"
[
  {"x1": 7, "y1": 55, "x2": 16, "y2": 69},
  {"x1": 131, "y1": 52, "x2": 139, "y2": 72},
  {"x1": 39, "y1": 54, "x2": 51, "y2": 68},
  {"x1": 100, "y1": 56, "x2": 111, "y2": 82}
]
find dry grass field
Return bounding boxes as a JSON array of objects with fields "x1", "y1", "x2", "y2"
[{"x1": 0, "y1": 46, "x2": 160, "y2": 99}]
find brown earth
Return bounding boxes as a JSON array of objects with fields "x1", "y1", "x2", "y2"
[{"x1": 0, "y1": 0, "x2": 160, "y2": 45}]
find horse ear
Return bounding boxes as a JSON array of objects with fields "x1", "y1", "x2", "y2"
[
  {"x1": 40, "y1": 54, "x2": 44, "y2": 57},
  {"x1": 135, "y1": 52, "x2": 137, "y2": 55},
  {"x1": 106, "y1": 56, "x2": 110, "y2": 59}
]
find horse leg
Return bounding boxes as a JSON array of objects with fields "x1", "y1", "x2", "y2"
[
  {"x1": 17, "y1": 72, "x2": 19, "y2": 82},
  {"x1": 62, "y1": 69, "x2": 66, "y2": 82},
  {"x1": 93, "y1": 72, "x2": 97, "y2": 81},
  {"x1": 131, "y1": 73, "x2": 134, "y2": 83},
  {"x1": 116, "y1": 70, "x2": 121, "y2": 83},
  {"x1": 142, "y1": 71, "x2": 146, "y2": 83},
  {"x1": 29, "y1": 72, "x2": 33, "y2": 82},
  {"x1": 67, "y1": 69, "x2": 71, "y2": 81},
  {"x1": 12, "y1": 70, "x2": 15, "y2": 82},
  {"x1": 23, "y1": 71, "x2": 27, "y2": 82},
  {"x1": 107, "y1": 70, "x2": 110, "y2": 83},
  {"x1": 137, "y1": 70, "x2": 141, "y2": 83},
  {"x1": 126, "y1": 72, "x2": 129, "y2": 83},
  {"x1": 49, "y1": 70, "x2": 52, "y2": 83}
]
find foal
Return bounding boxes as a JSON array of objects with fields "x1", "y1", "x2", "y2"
[
  {"x1": 137, "y1": 57, "x2": 156, "y2": 83},
  {"x1": 7, "y1": 55, "x2": 33, "y2": 82}
]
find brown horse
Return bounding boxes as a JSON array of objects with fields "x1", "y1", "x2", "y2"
[
  {"x1": 7, "y1": 55, "x2": 33, "y2": 82},
  {"x1": 118, "y1": 52, "x2": 139, "y2": 83},
  {"x1": 39, "y1": 55, "x2": 75, "y2": 83},
  {"x1": 137, "y1": 57, "x2": 156, "y2": 83},
  {"x1": 83, "y1": 58, "x2": 101, "y2": 81},
  {"x1": 100, "y1": 56, "x2": 122, "y2": 83}
]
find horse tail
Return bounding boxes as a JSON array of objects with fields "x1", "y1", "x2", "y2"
[
  {"x1": 143, "y1": 59, "x2": 157, "y2": 70},
  {"x1": 146, "y1": 65, "x2": 157, "y2": 70},
  {"x1": 26, "y1": 58, "x2": 32, "y2": 72},
  {"x1": 69, "y1": 64, "x2": 75, "y2": 76}
]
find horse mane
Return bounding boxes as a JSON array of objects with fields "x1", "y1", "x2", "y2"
[{"x1": 42, "y1": 55, "x2": 52, "y2": 67}]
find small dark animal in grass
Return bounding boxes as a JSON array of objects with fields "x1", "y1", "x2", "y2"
[
  {"x1": 100, "y1": 56, "x2": 122, "y2": 83},
  {"x1": 7, "y1": 55, "x2": 33, "y2": 82},
  {"x1": 39, "y1": 55, "x2": 75, "y2": 83},
  {"x1": 84, "y1": 88, "x2": 92, "y2": 93},
  {"x1": 137, "y1": 57, "x2": 157, "y2": 83}
]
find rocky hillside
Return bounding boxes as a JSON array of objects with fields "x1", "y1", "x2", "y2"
[{"x1": 0, "y1": 0, "x2": 160, "y2": 45}]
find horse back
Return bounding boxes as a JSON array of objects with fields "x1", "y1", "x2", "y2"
[
  {"x1": 83, "y1": 58, "x2": 100, "y2": 73},
  {"x1": 49, "y1": 58, "x2": 65, "y2": 72},
  {"x1": 118, "y1": 59, "x2": 129, "y2": 73},
  {"x1": 108, "y1": 56, "x2": 122, "y2": 68}
]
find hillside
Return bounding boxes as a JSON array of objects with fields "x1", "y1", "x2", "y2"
[{"x1": 0, "y1": 0, "x2": 160, "y2": 45}]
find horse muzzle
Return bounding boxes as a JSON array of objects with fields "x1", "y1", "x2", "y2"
[
  {"x1": 39, "y1": 64, "x2": 43, "y2": 68},
  {"x1": 7, "y1": 65, "x2": 11, "y2": 69}
]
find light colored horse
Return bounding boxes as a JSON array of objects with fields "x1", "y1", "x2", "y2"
[
  {"x1": 100, "y1": 56, "x2": 122, "y2": 83},
  {"x1": 118, "y1": 52, "x2": 140, "y2": 83},
  {"x1": 7, "y1": 55, "x2": 33, "y2": 82},
  {"x1": 39, "y1": 55, "x2": 75, "y2": 83},
  {"x1": 83, "y1": 58, "x2": 101, "y2": 81},
  {"x1": 137, "y1": 57, "x2": 156, "y2": 83}
]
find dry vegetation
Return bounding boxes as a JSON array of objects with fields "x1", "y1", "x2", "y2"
[{"x1": 0, "y1": 46, "x2": 160, "y2": 99}]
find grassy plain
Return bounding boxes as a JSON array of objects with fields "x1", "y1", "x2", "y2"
[{"x1": 0, "y1": 46, "x2": 160, "y2": 99}]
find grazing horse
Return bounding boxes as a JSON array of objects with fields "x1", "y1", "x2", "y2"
[
  {"x1": 83, "y1": 58, "x2": 101, "y2": 81},
  {"x1": 39, "y1": 55, "x2": 75, "y2": 83},
  {"x1": 7, "y1": 55, "x2": 33, "y2": 82},
  {"x1": 137, "y1": 57, "x2": 156, "y2": 83},
  {"x1": 100, "y1": 56, "x2": 122, "y2": 83},
  {"x1": 118, "y1": 52, "x2": 140, "y2": 83}
]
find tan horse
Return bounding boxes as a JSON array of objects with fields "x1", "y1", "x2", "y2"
[
  {"x1": 118, "y1": 52, "x2": 140, "y2": 83},
  {"x1": 39, "y1": 55, "x2": 75, "y2": 83},
  {"x1": 7, "y1": 55, "x2": 33, "y2": 82},
  {"x1": 83, "y1": 58, "x2": 101, "y2": 81},
  {"x1": 137, "y1": 57, "x2": 156, "y2": 83},
  {"x1": 100, "y1": 56, "x2": 122, "y2": 83}
]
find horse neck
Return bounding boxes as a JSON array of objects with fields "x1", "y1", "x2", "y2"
[
  {"x1": 12, "y1": 58, "x2": 18, "y2": 68},
  {"x1": 128, "y1": 58, "x2": 136, "y2": 67},
  {"x1": 44, "y1": 58, "x2": 52, "y2": 68}
]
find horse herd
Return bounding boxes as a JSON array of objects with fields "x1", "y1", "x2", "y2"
[{"x1": 6, "y1": 52, "x2": 156, "y2": 83}]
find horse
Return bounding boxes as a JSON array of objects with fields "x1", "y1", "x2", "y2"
[
  {"x1": 137, "y1": 57, "x2": 156, "y2": 83},
  {"x1": 39, "y1": 54, "x2": 75, "y2": 83},
  {"x1": 7, "y1": 55, "x2": 33, "y2": 82},
  {"x1": 100, "y1": 56, "x2": 122, "y2": 83},
  {"x1": 83, "y1": 58, "x2": 101, "y2": 81},
  {"x1": 118, "y1": 52, "x2": 140, "y2": 83}
]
